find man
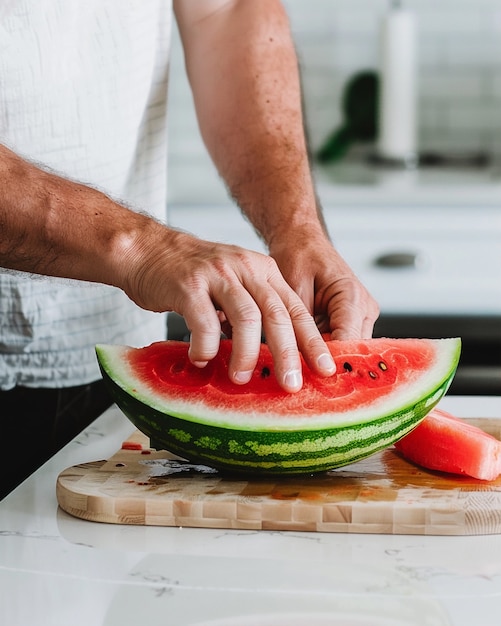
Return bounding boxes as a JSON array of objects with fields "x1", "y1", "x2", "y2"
[{"x1": 0, "y1": 0, "x2": 378, "y2": 497}]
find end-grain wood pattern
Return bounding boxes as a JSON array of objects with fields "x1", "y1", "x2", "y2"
[{"x1": 56, "y1": 418, "x2": 501, "y2": 536}]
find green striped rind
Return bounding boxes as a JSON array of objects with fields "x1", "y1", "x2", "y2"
[{"x1": 97, "y1": 358, "x2": 456, "y2": 475}]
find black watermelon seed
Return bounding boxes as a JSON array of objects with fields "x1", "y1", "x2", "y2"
[
  {"x1": 261, "y1": 366, "x2": 271, "y2": 378},
  {"x1": 368, "y1": 371, "x2": 377, "y2": 379},
  {"x1": 378, "y1": 361, "x2": 388, "y2": 371},
  {"x1": 343, "y1": 362, "x2": 353, "y2": 372}
]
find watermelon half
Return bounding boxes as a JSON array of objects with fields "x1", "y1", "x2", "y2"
[{"x1": 95, "y1": 337, "x2": 461, "y2": 475}]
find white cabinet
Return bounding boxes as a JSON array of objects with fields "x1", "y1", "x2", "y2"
[{"x1": 324, "y1": 204, "x2": 501, "y2": 317}]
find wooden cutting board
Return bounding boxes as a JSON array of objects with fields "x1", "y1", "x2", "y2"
[{"x1": 57, "y1": 418, "x2": 501, "y2": 536}]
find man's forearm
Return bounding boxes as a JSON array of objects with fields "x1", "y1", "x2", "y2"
[
  {"x1": 0, "y1": 144, "x2": 165, "y2": 290},
  {"x1": 175, "y1": 0, "x2": 324, "y2": 248}
]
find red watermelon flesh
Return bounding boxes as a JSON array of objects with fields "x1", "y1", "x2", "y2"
[
  {"x1": 119, "y1": 337, "x2": 457, "y2": 428},
  {"x1": 394, "y1": 408, "x2": 501, "y2": 481}
]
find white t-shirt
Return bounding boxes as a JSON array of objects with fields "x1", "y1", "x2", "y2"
[{"x1": 0, "y1": 0, "x2": 173, "y2": 389}]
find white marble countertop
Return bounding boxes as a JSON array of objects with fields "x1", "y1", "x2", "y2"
[{"x1": 1, "y1": 395, "x2": 501, "y2": 626}]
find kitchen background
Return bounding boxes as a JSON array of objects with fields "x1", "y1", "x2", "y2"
[
  {"x1": 166, "y1": 0, "x2": 501, "y2": 205},
  {"x1": 165, "y1": 0, "x2": 501, "y2": 396}
]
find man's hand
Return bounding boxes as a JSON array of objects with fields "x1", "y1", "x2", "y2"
[
  {"x1": 269, "y1": 227, "x2": 380, "y2": 340},
  {"x1": 122, "y1": 225, "x2": 336, "y2": 393},
  {"x1": 0, "y1": 144, "x2": 337, "y2": 395}
]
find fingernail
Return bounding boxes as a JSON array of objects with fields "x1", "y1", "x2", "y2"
[
  {"x1": 234, "y1": 370, "x2": 253, "y2": 384},
  {"x1": 318, "y1": 352, "x2": 336, "y2": 373},
  {"x1": 284, "y1": 369, "x2": 302, "y2": 392}
]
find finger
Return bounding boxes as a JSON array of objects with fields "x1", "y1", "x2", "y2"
[
  {"x1": 182, "y1": 296, "x2": 222, "y2": 367},
  {"x1": 329, "y1": 310, "x2": 363, "y2": 340},
  {"x1": 220, "y1": 291, "x2": 263, "y2": 385},
  {"x1": 331, "y1": 291, "x2": 380, "y2": 340},
  {"x1": 261, "y1": 284, "x2": 336, "y2": 390},
  {"x1": 291, "y1": 279, "x2": 315, "y2": 316},
  {"x1": 325, "y1": 295, "x2": 363, "y2": 340},
  {"x1": 361, "y1": 314, "x2": 377, "y2": 339},
  {"x1": 317, "y1": 279, "x2": 370, "y2": 340},
  {"x1": 206, "y1": 256, "x2": 304, "y2": 391},
  {"x1": 283, "y1": 294, "x2": 336, "y2": 378},
  {"x1": 285, "y1": 284, "x2": 336, "y2": 378},
  {"x1": 260, "y1": 299, "x2": 303, "y2": 393}
]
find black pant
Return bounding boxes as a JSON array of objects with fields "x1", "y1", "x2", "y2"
[{"x1": 0, "y1": 380, "x2": 113, "y2": 500}]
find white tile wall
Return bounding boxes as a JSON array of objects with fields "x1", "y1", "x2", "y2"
[{"x1": 167, "y1": 0, "x2": 501, "y2": 204}]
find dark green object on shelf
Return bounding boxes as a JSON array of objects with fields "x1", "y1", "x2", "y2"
[{"x1": 316, "y1": 70, "x2": 379, "y2": 164}]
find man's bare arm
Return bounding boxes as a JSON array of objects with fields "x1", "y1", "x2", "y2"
[
  {"x1": 174, "y1": 0, "x2": 379, "y2": 338},
  {"x1": 0, "y1": 143, "x2": 335, "y2": 392}
]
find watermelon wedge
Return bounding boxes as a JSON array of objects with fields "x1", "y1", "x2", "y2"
[
  {"x1": 394, "y1": 408, "x2": 501, "y2": 481},
  {"x1": 95, "y1": 337, "x2": 460, "y2": 475}
]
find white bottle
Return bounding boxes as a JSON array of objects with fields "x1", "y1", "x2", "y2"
[{"x1": 377, "y1": 1, "x2": 418, "y2": 166}]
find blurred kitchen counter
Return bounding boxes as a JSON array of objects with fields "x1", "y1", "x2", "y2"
[
  {"x1": 168, "y1": 191, "x2": 501, "y2": 318},
  {"x1": 314, "y1": 158, "x2": 501, "y2": 208},
  {"x1": 168, "y1": 157, "x2": 501, "y2": 209}
]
